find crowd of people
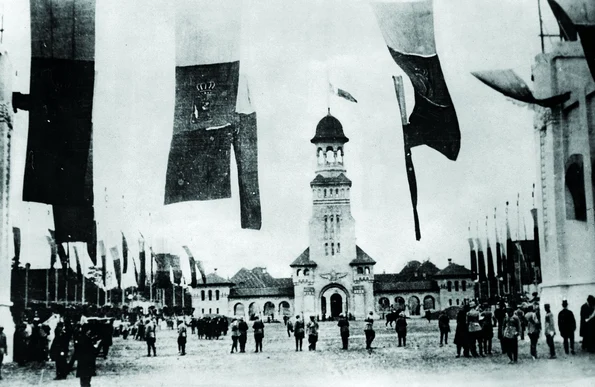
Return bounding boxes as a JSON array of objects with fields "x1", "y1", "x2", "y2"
[{"x1": 1, "y1": 294, "x2": 594, "y2": 385}]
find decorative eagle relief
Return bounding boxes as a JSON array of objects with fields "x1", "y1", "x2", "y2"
[{"x1": 320, "y1": 270, "x2": 348, "y2": 282}]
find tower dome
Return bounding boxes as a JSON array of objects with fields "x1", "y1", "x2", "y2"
[{"x1": 311, "y1": 113, "x2": 349, "y2": 144}]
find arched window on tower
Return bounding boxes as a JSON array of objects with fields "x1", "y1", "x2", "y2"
[
  {"x1": 565, "y1": 154, "x2": 587, "y2": 221},
  {"x1": 357, "y1": 267, "x2": 363, "y2": 274},
  {"x1": 324, "y1": 216, "x2": 328, "y2": 236},
  {"x1": 335, "y1": 189, "x2": 339, "y2": 196},
  {"x1": 303, "y1": 269, "x2": 310, "y2": 276},
  {"x1": 296, "y1": 269, "x2": 301, "y2": 276},
  {"x1": 324, "y1": 189, "x2": 327, "y2": 198},
  {"x1": 326, "y1": 149, "x2": 335, "y2": 164},
  {"x1": 337, "y1": 243, "x2": 341, "y2": 253},
  {"x1": 365, "y1": 267, "x2": 370, "y2": 275},
  {"x1": 317, "y1": 148, "x2": 323, "y2": 164},
  {"x1": 325, "y1": 243, "x2": 328, "y2": 256},
  {"x1": 330, "y1": 215, "x2": 334, "y2": 236},
  {"x1": 337, "y1": 147, "x2": 343, "y2": 164},
  {"x1": 331, "y1": 243, "x2": 335, "y2": 255}
]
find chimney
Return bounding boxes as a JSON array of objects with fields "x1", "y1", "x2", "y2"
[{"x1": 448, "y1": 259, "x2": 452, "y2": 265}]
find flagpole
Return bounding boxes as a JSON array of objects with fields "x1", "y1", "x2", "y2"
[
  {"x1": 65, "y1": 241, "x2": 70, "y2": 304},
  {"x1": 45, "y1": 269, "x2": 49, "y2": 306},
  {"x1": 25, "y1": 263, "x2": 30, "y2": 307},
  {"x1": 485, "y1": 215, "x2": 491, "y2": 302},
  {"x1": 494, "y1": 208, "x2": 501, "y2": 298},
  {"x1": 54, "y1": 269, "x2": 58, "y2": 302}
]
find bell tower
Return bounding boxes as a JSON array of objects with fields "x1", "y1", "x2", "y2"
[{"x1": 309, "y1": 111, "x2": 356, "y2": 270}]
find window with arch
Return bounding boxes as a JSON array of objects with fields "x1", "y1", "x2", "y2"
[
  {"x1": 454, "y1": 281, "x2": 459, "y2": 291},
  {"x1": 337, "y1": 243, "x2": 341, "y2": 253},
  {"x1": 335, "y1": 188, "x2": 339, "y2": 196},
  {"x1": 208, "y1": 290, "x2": 212, "y2": 301},
  {"x1": 326, "y1": 149, "x2": 334, "y2": 163},
  {"x1": 296, "y1": 269, "x2": 301, "y2": 276},
  {"x1": 202, "y1": 308, "x2": 204, "y2": 314},
  {"x1": 209, "y1": 308, "x2": 212, "y2": 314},
  {"x1": 201, "y1": 290, "x2": 205, "y2": 301},
  {"x1": 325, "y1": 243, "x2": 328, "y2": 256},
  {"x1": 303, "y1": 269, "x2": 310, "y2": 276},
  {"x1": 216, "y1": 308, "x2": 219, "y2": 314},
  {"x1": 447, "y1": 281, "x2": 452, "y2": 292},
  {"x1": 462, "y1": 281, "x2": 467, "y2": 291},
  {"x1": 216, "y1": 290, "x2": 220, "y2": 300},
  {"x1": 324, "y1": 189, "x2": 327, "y2": 198},
  {"x1": 456, "y1": 299, "x2": 460, "y2": 306},
  {"x1": 357, "y1": 267, "x2": 364, "y2": 274},
  {"x1": 331, "y1": 243, "x2": 335, "y2": 255},
  {"x1": 565, "y1": 154, "x2": 587, "y2": 221},
  {"x1": 365, "y1": 267, "x2": 370, "y2": 275},
  {"x1": 449, "y1": 299, "x2": 452, "y2": 306}
]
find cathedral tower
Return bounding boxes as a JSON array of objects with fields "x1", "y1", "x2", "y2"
[{"x1": 291, "y1": 112, "x2": 375, "y2": 320}]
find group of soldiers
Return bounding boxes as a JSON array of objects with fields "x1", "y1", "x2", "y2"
[{"x1": 450, "y1": 295, "x2": 595, "y2": 363}]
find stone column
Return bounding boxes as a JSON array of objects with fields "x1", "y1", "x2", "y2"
[{"x1": 0, "y1": 46, "x2": 14, "y2": 362}]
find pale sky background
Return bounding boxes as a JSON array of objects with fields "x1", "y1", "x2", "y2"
[{"x1": 3, "y1": 0, "x2": 560, "y2": 284}]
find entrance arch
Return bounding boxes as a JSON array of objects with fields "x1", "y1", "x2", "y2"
[
  {"x1": 279, "y1": 301, "x2": 291, "y2": 316},
  {"x1": 408, "y1": 296, "x2": 421, "y2": 316},
  {"x1": 234, "y1": 303, "x2": 245, "y2": 317},
  {"x1": 320, "y1": 284, "x2": 349, "y2": 319},
  {"x1": 263, "y1": 301, "x2": 275, "y2": 319}
]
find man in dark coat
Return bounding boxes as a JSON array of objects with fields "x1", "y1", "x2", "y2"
[
  {"x1": 494, "y1": 301, "x2": 506, "y2": 353},
  {"x1": 13, "y1": 322, "x2": 29, "y2": 366},
  {"x1": 558, "y1": 299, "x2": 576, "y2": 355},
  {"x1": 50, "y1": 322, "x2": 70, "y2": 380},
  {"x1": 252, "y1": 316, "x2": 264, "y2": 353},
  {"x1": 454, "y1": 305, "x2": 470, "y2": 358},
  {"x1": 438, "y1": 311, "x2": 450, "y2": 346},
  {"x1": 238, "y1": 317, "x2": 248, "y2": 353},
  {"x1": 580, "y1": 295, "x2": 595, "y2": 352},
  {"x1": 72, "y1": 325, "x2": 97, "y2": 387},
  {"x1": 337, "y1": 314, "x2": 349, "y2": 350}
]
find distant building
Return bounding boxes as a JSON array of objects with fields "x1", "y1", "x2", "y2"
[{"x1": 190, "y1": 114, "x2": 473, "y2": 319}]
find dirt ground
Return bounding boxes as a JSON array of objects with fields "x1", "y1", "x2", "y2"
[{"x1": 3, "y1": 319, "x2": 595, "y2": 387}]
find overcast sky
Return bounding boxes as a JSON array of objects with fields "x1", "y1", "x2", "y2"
[{"x1": 4, "y1": 0, "x2": 559, "y2": 281}]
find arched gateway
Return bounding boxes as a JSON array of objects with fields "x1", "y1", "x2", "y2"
[{"x1": 320, "y1": 284, "x2": 349, "y2": 319}]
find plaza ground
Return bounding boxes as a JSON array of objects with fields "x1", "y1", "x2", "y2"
[{"x1": 3, "y1": 318, "x2": 595, "y2": 386}]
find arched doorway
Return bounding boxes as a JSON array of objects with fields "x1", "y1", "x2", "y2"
[
  {"x1": 248, "y1": 302, "x2": 260, "y2": 320},
  {"x1": 423, "y1": 295, "x2": 435, "y2": 310},
  {"x1": 263, "y1": 301, "x2": 275, "y2": 320},
  {"x1": 279, "y1": 301, "x2": 291, "y2": 316},
  {"x1": 394, "y1": 296, "x2": 406, "y2": 311},
  {"x1": 234, "y1": 303, "x2": 245, "y2": 317},
  {"x1": 320, "y1": 284, "x2": 349, "y2": 319},
  {"x1": 408, "y1": 296, "x2": 420, "y2": 316},
  {"x1": 330, "y1": 294, "x2": 343, "y2": 317}
]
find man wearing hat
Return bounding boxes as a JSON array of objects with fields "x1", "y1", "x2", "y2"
[
  {"x1": 558, "y1": 299, "x2": 576, "y2": 355},
  {"x1": 0, "y1": 325, "x2": 6, "y2": 380},
  {"x1": 337, "y1": 314, "x2": 349, "y2": 350}
]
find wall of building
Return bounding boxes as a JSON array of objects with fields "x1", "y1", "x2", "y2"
[
  {"x1": 189, "y1": 286, "x2": 230, "y2": 317},
  {"x1": 375, "y1": 291, "x2": 440, "y2": 317},
  {"x1": 436, "y1": 279, "x2": 474, "y2": 309},
  {"x1": 228, "y1": 296, "x2": 294, "y2": 321},
  {"x1": 533, "y1": 41, "x2": 595, "y2": 331}
]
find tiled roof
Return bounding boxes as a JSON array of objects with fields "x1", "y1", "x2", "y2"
[
  {"x1": 201, "y1": 272, "x2": 230, "y2": 285},
  {"x1": 434, "y1": 263, "x2": 473, "y2": 279},
  {"x1": 229, "y1": 287, "x2": 294, "y2": 298},
  {"x1": 373, "y1": 279, "x2": 439, "y2": 292},
  {"x1": 290, "y1": 248, "x2": 317, "y2": 267},
  {"x1": 230, "y1": 268, "x2": 292, "y2": 288},
  {"x1": 349, "y1": 246, "x2": 377, "y2": 265}
]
